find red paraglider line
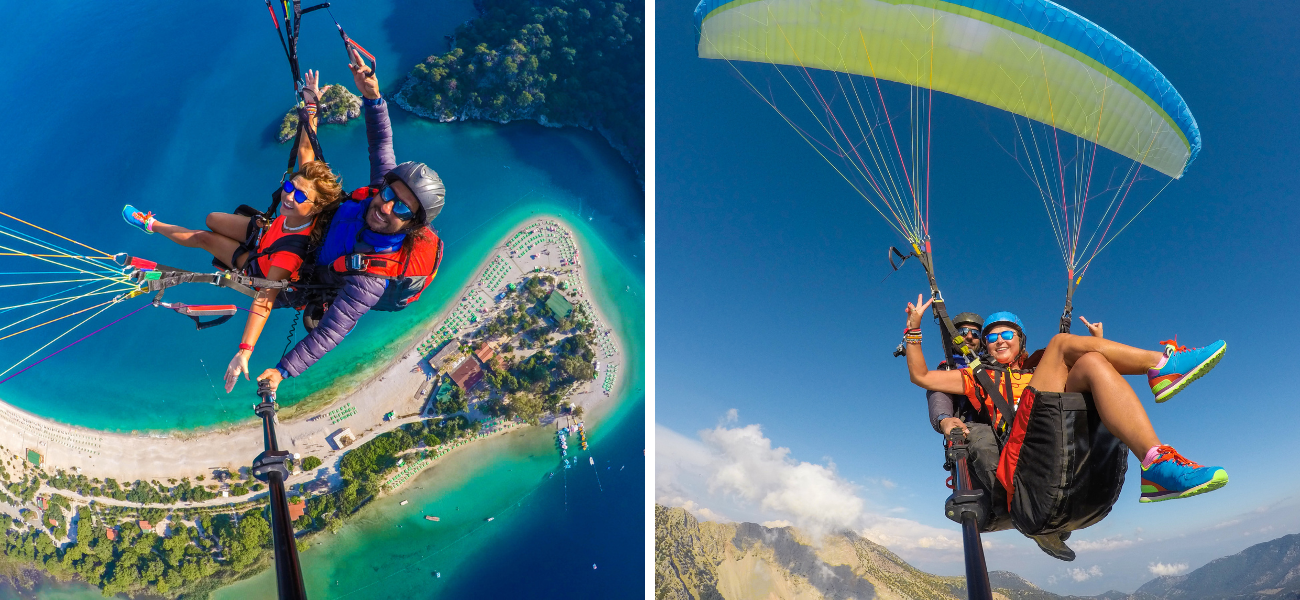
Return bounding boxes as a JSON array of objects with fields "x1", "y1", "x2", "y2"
[
  {"x1": 865, "y1": 61, "x2": 917, "y2": 213},
  {"x1": 0, "y1": 303, "x2": 149, "y2": 385},
  {"x1": 1080, "y1": 159, "x2": 1146, "y2": 280},
  {"x1": 775, "y1": 30, "x2": 903, "y2": 234},
  {"x1": 795, "y1": 67, "x2": 893, "y2": 212},
  {"x1": 1038, "y1": 54, "x2": 1072, "y2": 268},
  {"x1": 1079, "y1": 90, "x2": 1108, "y2": 268}
]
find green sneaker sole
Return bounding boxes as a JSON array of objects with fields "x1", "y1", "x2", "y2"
[
  {"x1": 1154, "y1": 343, "x2": 1227, "y2": 403},
  {"x1": 1140, "y1": 469, "x2": 1228, "y2": 503}
]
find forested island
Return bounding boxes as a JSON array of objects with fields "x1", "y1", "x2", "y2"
[{"x1": 394, "y1": 0, "x2": 645, "y2": 177}]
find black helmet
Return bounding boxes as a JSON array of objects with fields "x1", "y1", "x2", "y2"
[
  {"x1": 387, "y1": 161, "x2": 445, "y2": 223},
  {"x1": 952, "y1": 312, "x2": 983, "y2": 329}
]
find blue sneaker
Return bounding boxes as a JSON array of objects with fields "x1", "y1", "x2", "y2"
[
  {"x1": 121, "y1": 205, "x2": 155, "y2": 234},
  {"x1": 1147, "y1": 338, "x2": 1226, "y2": 403},
  {"x1": 1140, "y1": 445, "x2": 1228, "y2": 503}
]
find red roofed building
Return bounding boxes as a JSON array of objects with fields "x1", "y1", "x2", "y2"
[
  {"x1": 474, "y1": 343, "x2": 495, "y2": 363},
  {"x1": 450, "y1": 358, "x2": 483, "y2": 390},
  {"x1": 138, "y1": 520, "x2": 151, "y2": 533},
  {"x1": 106, "y1": 527, "x2": 116, "y2": 541},
  {"x1": 288, "y1": 497, "x2": 307, "y2": 522}
]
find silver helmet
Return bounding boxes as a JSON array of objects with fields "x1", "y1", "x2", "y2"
[{"x1": 387, "y1": 161, "x2": 445, "y2": 223}]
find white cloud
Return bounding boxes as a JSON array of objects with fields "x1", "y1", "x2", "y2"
[
  {"x1": 761, "y1": 520, "x2": 792, "y2": 528},
  {"x1": 698, "y1": 422, "x2": 864, "y2": 533},
  {"x1": 879, "y1": 479, "x2": 897, "y2": 489},
  {"x1": 1148, "y1": 562, "x2": 1188, "y2": 576},
  {"x1": 655, "y1": 419, "x2": 965, "y2": 557},
  {"x1": 1067, "y1": 566, "x2": 1103, "y2": 582},
  {"x1": 1073, "y1": 535, "x2": 1138, "y2": 551}
]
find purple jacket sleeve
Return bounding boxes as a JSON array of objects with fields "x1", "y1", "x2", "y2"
[
  {"x1": 277, "y1": 275, "x2": 388, "y2": 377},
  {"x1": 364, "y1": 98, "x2": 397, "y2": 186}
]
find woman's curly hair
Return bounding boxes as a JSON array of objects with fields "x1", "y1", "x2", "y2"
[{"x1": 294, "y1": 160, "x2": 345, "y2": 251}]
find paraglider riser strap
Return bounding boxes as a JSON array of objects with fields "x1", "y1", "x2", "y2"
[{"x1": 137, "y1": 269, "x2": 291, "y2": 299}]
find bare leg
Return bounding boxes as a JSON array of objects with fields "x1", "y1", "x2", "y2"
[
  {"x1": 1037, "y1": 351, "x2": 1160, "y2": 458},
  {"x1": 149, "y1": 220, "x2": 246, "y2": 269},
  {"x1": 1033, "y1": 333, "x2": 1164, "y2": 390},
  {"x1": 206, "y1": 213, "x2": 253, "y2": 241}
]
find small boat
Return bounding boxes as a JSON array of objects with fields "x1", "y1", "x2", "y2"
[
  {"x1": 589, "y1": 457, "x2": 595, "y2": 465},
  {"x1": 400, "y1": 500, "x2": 409, "y2": 506},
  {"x1": 485, "y1": 517, "x2": 494, "y2": 522},
  {"x1": 425, "y1": 516, "x2": 440, "y2": 521},
  {"x1": 593, "y1": 564, "x2": 598, "y2": 570}
]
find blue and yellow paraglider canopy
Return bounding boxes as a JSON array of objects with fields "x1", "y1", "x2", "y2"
[
  {"x1": 695, "y1": 0, "x2": 1200, "y2": 332},
  {"x1": 695, "y1": 0, "x2": 1198, "y2": 176}
]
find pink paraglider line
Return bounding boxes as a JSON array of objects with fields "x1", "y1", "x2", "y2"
[{"x1": 0, "y1": 303, "x2": 150, "y2": 385}]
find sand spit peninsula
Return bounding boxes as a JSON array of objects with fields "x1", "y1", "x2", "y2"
[{"x1": 0, "y1": 217, "x2": 627, "y2": 507}]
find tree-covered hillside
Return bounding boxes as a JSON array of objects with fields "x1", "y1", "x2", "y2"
[{"x1": 397, "y1": 0, "x2": 644, "y2": 175}]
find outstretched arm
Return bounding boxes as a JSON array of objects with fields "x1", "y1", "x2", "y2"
[
  {"x1": 903, "y1": 294, "x2": 964, "y2": 394},
  {"x1": 256, "y1": 275, "x2": 388, "y2": 391},
  {"x1": 349, "y1": 47, "x2": 396, "y2": 185},
  {"x1": 224, "y1": 265, "x2": 292, "y2": 392},
  {"x1": 295, "y1": 70, "x2": 322, "y2": 166}
]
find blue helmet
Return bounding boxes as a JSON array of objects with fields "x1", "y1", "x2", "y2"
[{"x1": 982, "y1": 311, "x2": 1024, "y2": 335}]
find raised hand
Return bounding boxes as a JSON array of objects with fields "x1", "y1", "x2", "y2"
[
  {"x1": 905, "y1": 293, "x2": 933, "y2": 329},
  {"x1": 301, "y1": 69, "x2": 321, "y2": 105},
  {"x1": 1079, "y1": 316, "x2": 1103, "y2": 339},
  {"x1": 348, "y1": 47, "x2": 380, "y2": 99}
]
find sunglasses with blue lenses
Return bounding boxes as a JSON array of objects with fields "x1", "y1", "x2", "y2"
[
  {"x1": 380, "y1": 185, "x2": 416, "y2": 221},
  {"x1": 282, "y1": 180, "x2": 310, "y2": 204},
  {"x1": 984, "y1": 330, "x2": 1017, "y2": 344}
]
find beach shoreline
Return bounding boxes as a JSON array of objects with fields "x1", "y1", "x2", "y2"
[{"x1": 0, "y1": 213, "x2": 630, "y2": 502}]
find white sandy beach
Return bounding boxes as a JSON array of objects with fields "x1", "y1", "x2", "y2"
[{"x1": 0, "y1": 215, "x2": 630, "y2": 504}]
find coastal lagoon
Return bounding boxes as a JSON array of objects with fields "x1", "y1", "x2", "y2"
[{"x1": 0, "y1": 0, "x2": 644, "y2": 597}]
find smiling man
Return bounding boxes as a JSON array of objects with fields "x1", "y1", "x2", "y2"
[{"x1": 256, "y1": 49, "x2": 447, "y2": 393}]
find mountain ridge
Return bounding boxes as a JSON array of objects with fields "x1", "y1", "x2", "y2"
[{"x1": 655, "y1": 505, "x2": 1300, "y2": 600}]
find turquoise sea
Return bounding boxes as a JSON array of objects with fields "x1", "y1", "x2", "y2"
[{"x1": 0, "y1": 0, "x2": 644, "y2": 597}]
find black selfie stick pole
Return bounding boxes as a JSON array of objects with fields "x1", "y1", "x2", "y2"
[{"x1": 253, "y1": 382, "x2": 308, "y2": 600}]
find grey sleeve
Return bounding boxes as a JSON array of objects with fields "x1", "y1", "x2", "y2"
[
  {"x1": 927, "y1": 389, "x2": 957, "y2": 434},
  {"x1": 277, "y1": 275, "x2": 388, "y2": 377}
]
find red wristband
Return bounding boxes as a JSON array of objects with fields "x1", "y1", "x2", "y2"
[{"x1": 238, "y1": 343, "x2": 255, "y2": 352}]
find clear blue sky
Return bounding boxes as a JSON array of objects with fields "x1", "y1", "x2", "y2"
[{"x1": 656, "y1": 0, "x2": 1300, "y2": 593}]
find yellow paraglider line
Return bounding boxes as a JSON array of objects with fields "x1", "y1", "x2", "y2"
[
  {"x1": 0, "y1": 278, "x2": 115, "y2": 289},
  {"x1": 697, "y1": 21, "x2": 925, "y2": 245},
  {"x1": 777, "y1": 18, "x2": 918, "y2": 237},
  {"x1": 0, "y1": 294, "x2": 128, "y2": 381},
  {"x1": 0, "y1": 279, "x2": 129, "y2": 336},
  {"x1": 0, "y1": 289, "x2": 124, "y2": 312},
  {"x1": 0, "y1": 211, "x2": 114, "y2": 261},
  {"x1": 1038, "y1": 50, "x2": 1072, "y2": 269},
  {"x1": 1077, "y1": 127, "x2": 1167, "y2": 278},
  {"x1": 0, "y1": 297, "x2": 118, "y2": 343}
]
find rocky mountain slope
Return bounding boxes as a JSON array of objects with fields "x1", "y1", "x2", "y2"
[{"x1": 656, "y1": 505, "x2": 1300, "y2": 600}]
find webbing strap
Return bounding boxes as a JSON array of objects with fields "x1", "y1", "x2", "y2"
[{"x1": 968, "y1": 360, "x2": 1017, "y2": 440}]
